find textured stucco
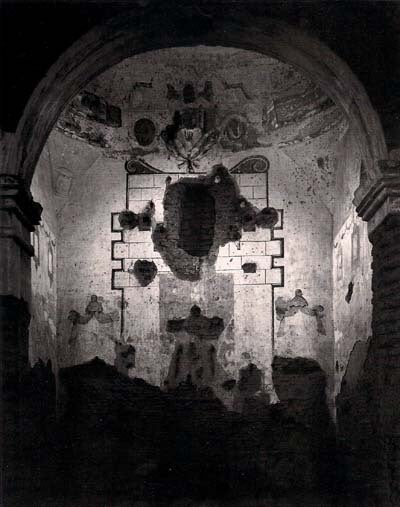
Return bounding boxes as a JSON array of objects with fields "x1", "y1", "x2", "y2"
[
  {"x1": 30, "y1": 146, "x2": 58, "y2": 370},
  {"x1": 56, "y1": 150, "x2": 335, "y2": 406},
  {"x1": 31, "y1": 46, "x2": 343, "y2": 410},
  {"x1": 56, "y1": 156, "x2": 125, "y2": 368},
  {"x1": 333, "y1": 130, "x2": 373, "y2": 399}
]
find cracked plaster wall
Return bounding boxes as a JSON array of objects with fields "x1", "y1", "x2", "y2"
[
  {"x1": 36, "y1": 47, "x2": 345, "y2": 408},
  {"x1": 55, "y1": 148, "x2": 335, "y2": 406},
  {"x1": 332, "y1": 129, "x2": 372, "y2": 400},
  {"x1": 30, "y1": 146, "x2": 58, "y2": 371}
]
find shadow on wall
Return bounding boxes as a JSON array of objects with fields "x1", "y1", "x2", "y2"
[
  {"x1": 152, "y1": 165, "x2": 278, "y2": 281},
  {"x1": 166, "y1": 304, "x2": 224, "y2": 391},
  {"x1": 165, "y1": 305, "x2": 272, "y2": 412},
  {"x1": 336, "y1": 331, "x2": 400, "y2": 507},
  {"x1": 119, "y1": 165, "x2": 278, "y2": 281},
  {"x1": 13, "y1": 354, "x2": 340, "y2": 505}
]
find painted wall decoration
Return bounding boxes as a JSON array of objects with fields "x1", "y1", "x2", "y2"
[
  {"x1": 130, "y1": 260, "x2": 158, "y2": 286},
  {"x1": 134, "y1": 118, "x2": 156, "y2": 146},
  {"x1": 54, "y1": 167, "x2": 73, "y2": 197},
  {"x1": 67, "y1": 294, "x2": 119, "y2": 366},
  {"x1": 275, "y1": 289, "x2": 326, "y2": 359},
  {"x1": 161, "y1": 110, "x2": 219, "y2": 172},
  {"x1": 166, "y1": 305, "x2": 225, "y2": 393},
  {"x1": 119, "y1": 158, "x2": 277, "y2": 283},
  {"x1": 111, "y1": 153, "x2": 284, "y2": 405},
  {"x1": 220, "y1": 114, "x2": 260, "y2": 152},
  {"x1": 56, "y1": 48, "x2": 345, "y2": 174},
  {"x1": 52, "y1": 47, "x2": 340, "y2": 409}
]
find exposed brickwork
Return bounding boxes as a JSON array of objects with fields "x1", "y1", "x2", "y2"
[{"x1": 337, "y1": 215, "x2": 400, "y2": 506}]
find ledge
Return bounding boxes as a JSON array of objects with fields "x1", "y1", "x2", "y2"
[{"x1": 354, "y1": 160, "x2": 400, "y2": 234}]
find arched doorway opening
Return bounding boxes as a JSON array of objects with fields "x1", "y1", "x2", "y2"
[{"x1": 3, "y1": 6, "x2": 395, "y2": 506}]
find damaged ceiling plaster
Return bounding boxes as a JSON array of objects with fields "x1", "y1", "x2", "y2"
[{"x1": 53, "y1": 46, "x2": 348, "y2": 217}]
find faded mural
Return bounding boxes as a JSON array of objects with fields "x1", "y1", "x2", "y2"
[
  {"x1": 30, "y1": 46, "x2": 358, "y2": 411},
  {"x1": 112, "y1": 154, "x2": 283, "y2": 406}
]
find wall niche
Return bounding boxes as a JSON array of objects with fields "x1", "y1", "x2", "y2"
[
  {"x1": 178, "y1": 182, "x2": 216, "y2": 258},
  {"x1": 151, "y1": 164, "x2": 278, "y2": 281}
]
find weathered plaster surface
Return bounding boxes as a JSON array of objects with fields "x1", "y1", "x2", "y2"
[
  {"x1": 37, "y1": 46, "x2": 345, "y2": 410},
  {"x1": 333, "y1": 130, "x2": 372, "y2": 398},
  {"x1": 30, "y1": 146, "x2": 58, "y2": 369},
  {"x1": 56, "y1": 156, "x2": 125, "y2": 367},
  {"x1": 333, "y1": 210, "x2": 372, "y2": 397}
]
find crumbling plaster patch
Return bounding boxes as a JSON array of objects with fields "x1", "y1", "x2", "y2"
[{"x1": 35, "y1": 46, "x2": 349, "y2": 412}]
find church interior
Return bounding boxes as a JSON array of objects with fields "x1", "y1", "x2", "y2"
[{"x1": 1, "y1": 2, "x2": 400, "y2": 506}]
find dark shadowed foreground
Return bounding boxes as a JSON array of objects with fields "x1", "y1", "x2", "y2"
[{"x1": 9, "y1": 356, "x2": 343, "y2": 506}]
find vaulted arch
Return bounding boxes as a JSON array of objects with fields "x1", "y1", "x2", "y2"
[{"x1": 4, "y1": 5, "x2": 386, "y2": 186}]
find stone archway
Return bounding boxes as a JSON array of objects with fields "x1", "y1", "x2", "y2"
[
  {"x1": 1, "y1": 4, "x2": 387, "y2": 312},
  {"x1": 1, "y1": 3, "x2": 387, "y2": 373},
  {"x1": 2, "y1": 4, "x2": 399, "y2": 505},
  {"x1": 4, "y1": 6, "x2": 386, "y2": 186}
]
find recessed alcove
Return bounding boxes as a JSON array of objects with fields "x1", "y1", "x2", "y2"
[
  {"x1": 178, "y1": 182, "x2": 216, "y2": 257},
  {"x1": 26, "y1": 44, "x2": 373, "y2": 503}
]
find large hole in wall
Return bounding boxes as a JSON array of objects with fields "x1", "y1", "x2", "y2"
[
  {"x1": 178, "y1": 182, "x2": 216, "y2": 257},
  {"x1": 152, "y1": 165, "x2": 278, "y2": 280}
]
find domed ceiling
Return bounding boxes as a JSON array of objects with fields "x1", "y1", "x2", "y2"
[{"x1": 49, "y1": 46, "x2": 348, "y2": 213}]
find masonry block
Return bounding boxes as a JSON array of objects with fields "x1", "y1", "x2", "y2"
[
  {"x1": 241, "y1": 255, "x2": 272, "y2": 270},
  {"x1": 253, "y1": 185, "x2": 267, "y2": 199},
  {"x1": 153, "y1": 174, "x2": 179, "y2": 187},
  {"x1": 265, "y1": 268, "x2": 283, "y2": 285},
  {"x1": 230, "y1": 241, "x2": 266, "y2": 257},
  {"x1": 111, "y1": 260, "x2": 122, "y2": 271},
  {"x1": 266, "y1": 240, "x2": 282, "y2": 256},
  {"x1": 113, "y1": 271, "x2": 130, "y2": 288},
  {"x1": 215, "y1": 256, "x2": 242, "y2": 271},
  {"x1": 141, "y1": 187, "x2": 165, "y2": 201},
  {"x1": 123, "y1": 229, "x2": 153, "y2": 243},
  {"x1": 218, "y1": 244, "x2": 230, "y2": 257},
  {"x1": 274, "y1": 210, "x2": 283, "y2": 229},
  {"x1": 128, "y1": 174, "x2": 154, "y2": 188},
  {"x1": 113, "y1": 242, "x2": 128, "y2": 259},
  {"x1": 127, "y1": 201, "x2": 147, "y2": 214},
  {"x1": 249, "y1": 198, "x2": 267, "y2": 210},
  {"x1": 241, "y1": 228, "x2": 271, "y2": 242},
  {"x1": 234, "y1": 270, "x2": 266, "y2": 285},
  {"x1": 240, "y1": 173, "x2": 266, "y2": 186},
  {"x1": 112, "y1": 214, "x2": 122, "y2": 231},
  {"x1": 128, "y1": 188, "x2": 142, "y2": 201},
  {"x1": 240, "y1": 186, "x2": 253, "y2": 199},
  {"x1": 129, "y1": 243, "x2": 157, "y2": 258},
  {"x1": 128, "y1": 273, "x2": 143, "y2": 287},
  {"x1": 129, "y1": 271, "x2": 158, "y2": 287}
]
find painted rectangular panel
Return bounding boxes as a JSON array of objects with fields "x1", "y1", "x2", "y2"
[
  {"x1": 158, "y1": 272, "x2": 235, "y2": 385},
  {"x1": 123, "y1": 284, "x2": 160, "y2": 385},
  {"x1": 234, "y1": 284, "x2": 273, "y2": 391},
  {"x1": 158, "y1": 274, "x2": 193, "y2": 385}
]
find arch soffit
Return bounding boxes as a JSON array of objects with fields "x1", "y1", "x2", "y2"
[{"x1": 11, "y1": 7, "x2": 386, "y2": 186}]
